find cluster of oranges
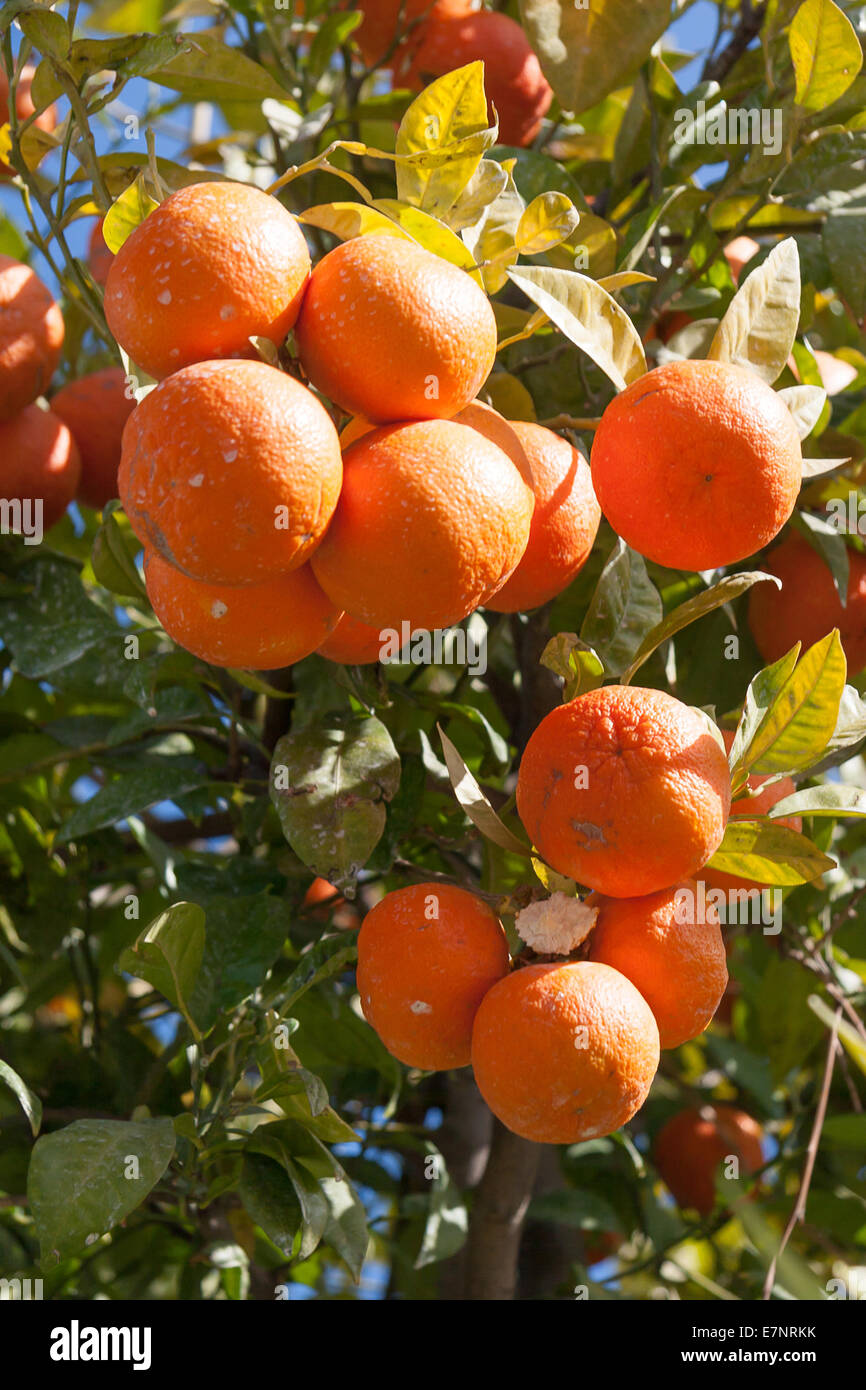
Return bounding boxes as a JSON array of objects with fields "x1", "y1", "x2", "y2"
[
  {"x1": 0, "y1": 251, "x2": 134, "y2": 527},
  {"x1": 356, "y1": 683, "x2": 751, "y2": 1164},
  {"x1": 68, "y1": 177, "x2": 604, "y2": 670},
  {"x1": 352, "y1": 0, "x2": 552, "y2": 146}
]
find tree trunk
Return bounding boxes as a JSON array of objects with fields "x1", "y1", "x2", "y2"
[{"x1": 464, "y1": 1119, "x2": 541, "y2": 1300}]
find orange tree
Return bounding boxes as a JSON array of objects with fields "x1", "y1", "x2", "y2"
[{"x1": 0, "y1": 0, "x2": 865, "y2": 1304}]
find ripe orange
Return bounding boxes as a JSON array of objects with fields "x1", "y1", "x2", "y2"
[
  {"x1": 484, "y1": 422, "x2": 600, "y2": 611},
  {"x1": 144, "y1": 549, "x2": 338, "y2": 669},
  {"x1": 516, "y1": 685, "x2": 732, "y2": 897},
  {"x1": 317, "y1": 612, "x2": 384, "y2": 665},
  {"x1": 0, "y1": 255, "x2": 64, "y2": 421},
  {"x1": 452, "y1": 398, "x2": 531, "y2": 483},
  {"x1": 119, "y1": 360, "x2": 342, "y2": 585},
  {"x1": 724, "y1": 235, "x2": 760, "y2": 285},
  {"x1": 352, "y1": 0, "x2": 445, "y2": 68},
  {"x1": 87, "y1": 218, "x2": 113, "y2": 288},
  {"x1": 303, "y1": 877, "x2": 361, "y2": 930},
  {"x1": 356, "y1": 882, "x2": 511, "y2": 1069},
  {"x1": 470, "y1": 961, "x2": 659, "y2": 1144},
  {"x1": 748, "y1": 531, "x2": 866, "y2": 675},
  {"x1": 311, "y1": 418, "x2": 533, "y2": 630},
  {"x1": 654, "y1": 1105, "x2": 764, "y2": 1215},
  {"x1": 701, "y1": 729, "x2": 801, "y2": 895},
  {"x1": 0, "y1": 65, "x2": 56, "y2": 176},
  {"x1": 0, "y1": 405, "x2": 80, "y2": 530},
  {"x1": 586, "y1": 881, "x2": 728, "y2": 1050},
  {"x1": 50, "y1": 367, "x2": 135, "y2": 510},
  {"x1": 404, "y1": 8, "x2": 553, "y2": 147},
  {"x1": 104, "y1": 182, "x2": 310, "y2": 380},
  {"x1": 591, "y1": 360, "x2": 802, "y2": 571},
  {"x1": 295, "y1": 234, "x2": 497, "y2": 423}
]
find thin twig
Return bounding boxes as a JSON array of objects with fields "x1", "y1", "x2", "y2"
[{"x1": 761, "y1": 1009, "x2": 840, "y2": 1299}]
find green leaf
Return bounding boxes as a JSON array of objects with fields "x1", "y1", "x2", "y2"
[
  {"x1": 770, "y1": 783, "x2": 866, "y2": 818},
  {"x1": 778, "y1": 384, "x2": 828, "y2": 439},
  {"x1": 506, "y1": 265, "x2": 647, "y2": 392},
  {"x1": 820, "y1": 1113, "x2": 866, "y2": 1148},
  {"x1": 581, "y1": 539, "x2": 663, "y2": 678},
  {"x1": 55, "y1": 765, "x2": 214, "y2": 844},
  {"x1": 415, "y1": 1149, "x2": 468, "y2": 1269},
  {"x1": 270, "y1": 714, "x2": 401, "y2": 894},
  {"x1": 707, "y1": 238, "x2": 801, "y2": 384},
  {"x1": 395, "y1": 61, "x2": 495, "y2": 218},
  {"x1": 437, "y1": 722, "x2": 531, "y2": 856},
  {"x1": 758, "y1": 957, "x2": 825, "y2": 1083},
  {"x1": 102, "y1": 173, "x2": 159, "y2": 254},
  {"x1": 182, "y1": 893, "x2": 290, "y2": 1031},
  {"x1": 823, "y1": 203, "x2": 866, "y2": 322},
  {"x1": 0, "y1": 556, "x2": 117, "y2": 678},
  {"x1": 540, "y1": 633, "x2": 604, "y2": 701},
  {"x1": 732, "y1": 632, "x2": 847, "y2": 780},
  {"x1": 0, "y1": 1059, "x2": 42, "y2": 1136},
  {"x1": 706, "y1": 820, "x2": 835, "y2": 885},
  {"x1": 308, "y1": 10, "x2": 362, "y2": 79},
  {"x1": 146, "y1": 29, "x2": 291, "y2": 101},
  {"x1": 18, "y1": 6, "x2": 69, "y2": 57},
  {"x1": 28, "y1": 1118, "x2": 175, "y2": 1265},
  {"x1": 527, "y1": 1187, "x2": 621, "y2": 1231},
  {"x1": 444, "y1": 158, "x2": 509, "y2": 231},
  {"x1": 808, "y1": 994, "x2": 866, "y2": 1076},
  {"x1": 117, "y1": 901, "x2": 205, "y2": 1031},
  {"x1": 279, "y1": 935, "x2": 358, "y2": 1015},
  {"x1": 286, "y1": 1158, "x2": 330, "y2": 1260},
  {"x1": 239, "y1": 1154, "x2": 301, "y2": 1260},
  {"x1": 299, "y1": 202, "x2": 409, "y2": 243},
  {"x1": 320, "y1": 1173, "x2": 368, "y2": 1282},
  {"x1": 91, "y1": 510, "x2": 147, "y2": 599},
  {"x1": 621, "y1": 570, "x2": 770, "y2": 687},
  {"x1": 515, "y1": 193, "x2": 581, "y2": 255},
  {"x1": 789, "y1": 0, "x2": 863, "y2": 112},
  {"x1": 520, "y1": 0, "x2": 670, "y2": 116}
]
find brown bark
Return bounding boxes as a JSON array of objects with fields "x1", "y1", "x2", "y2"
[{"x1": 464, "y1": 1119, "x2": 541, "y2": 1300}]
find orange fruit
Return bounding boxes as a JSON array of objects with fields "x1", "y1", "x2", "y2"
[
  {"x1": 516, "y1": 685, "x2": 732, "y2": 897},
  {"x1": 590, "y1": 360, "x2": 802, "y2": 571},
  {"x1": 748, "y1": 531, "x2": 866, "y2": 675},
  {"x1": 311, "y1": 418, "x2": 533, "y2": 629},
  {"x1": 50, "y1": 367, "x2": 135, "y2": 510},
  {"x1": 654, "y1": 1105, "x2": 764, "y2": 1215},
  {"x1": 104, "y1": 182, "x2": 310, "y2": 380},
  {"x1": 0, "y1": 65, "x2": 56, "y2": 176},
  {"x1": 586, "y1": 881, "x2": 728, "y2": 1050},
  {"x1": 701, "y1": 729, "x2": 801, "y2": 896},
  {"x1": 144, "y1": 549, "x2": 338, "y2": 669},
  {"x1": 351, "y1": 0, "x2": 448, "y2": 68},
  {"x1": 404, "y1": 9, "x2": 553, "y2": 147},
  {"x1": 470, "y1": 961, "x2": 659, "y2": 1143},
  {"x1": 452, "y1": 398, "x2": 531, "y2": 482},
  {"x1": 317, "y1": 612, "x2": 384, "y2": 665},
  {"x1": 723, "y1": 235, "x2": 760, "y2": 285},
  {"x1": 812, "y1": 349, "x2": 857, "y2": 396},
  {"x1": 484, "y1": 422, "x2": 600, "y2": 611},
  {"x1": 303, "y1": 877, "x2": 361, "y2": 930},
  {"x1": 356, "y1": 882, "x2": 511, "y2": 1069},
  {"x1": 119, "y1": 360, "x2": 342, "y2": 585},
  {"x1": 87, "y1": 218, "x2": 113, "y2": 288},
  {"x1": 295, "y1": 234, "x2": 497, "y2": 423},
  {"x1": 0, "y1": 254, "x2": 64, "y2": 421},
  {"x1": 0, "y1": 405, "x2": 80, "y2": 531}
]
